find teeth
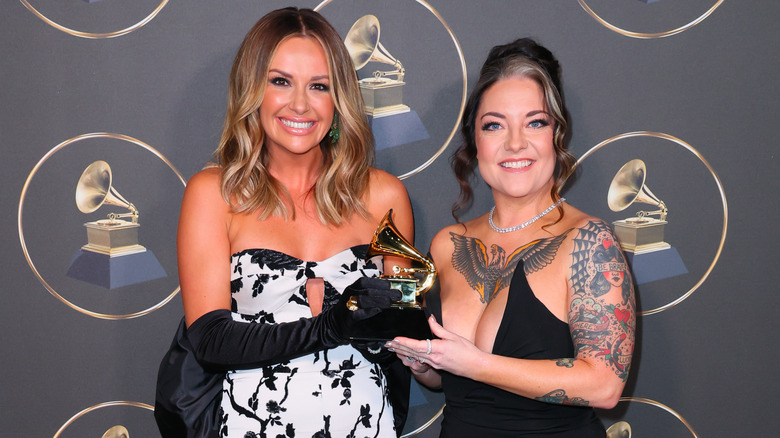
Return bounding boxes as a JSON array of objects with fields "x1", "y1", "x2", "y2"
[
  {"x1": 501, "y1": 160, "x2": 533, "y2": 169},
  {"x1": 281, "y1": 119, "x2": 314, "y2": 129}
]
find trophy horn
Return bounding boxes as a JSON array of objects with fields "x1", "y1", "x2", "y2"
[
  {"x1": 75, "y1": 160, "x2": 138, "y2": 222},
  {"x1": 367, "y1": 209, "x2": 436, "y2": 295},
  {"x1": 607, "y1": 159, "x2": 667, "y2": 221},
  {"x1": 606, "y1": 421, "x2": 631, "y2": 438},
  {"x1": 345, "y1": 15, "x2": 404, "y2": 79},
  {"x1": 101, "y1": 425, "x2": 129, "y2": 438}
]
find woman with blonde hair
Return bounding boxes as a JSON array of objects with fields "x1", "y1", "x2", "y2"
[
  {"x1": 173, "y1": 7, "x2": 413, "y2": 437},
  {"x1": 388, "y1": 38, "x2": 636, "y2": 437}
]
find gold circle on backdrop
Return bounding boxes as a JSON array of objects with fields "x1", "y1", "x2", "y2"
[
  {"x1": 574, "y1": 131, "x2": 728, "y2": 316},
  {"x1": 19, "y1": 0, "x2": 169, "y2": 39},
  {"x1": 611, "y1": 397, "x2": 699, "y2": 437},
  {"x1": 402, "y1": 405, "x2": 444, "y2": 437},
  {"x1": 314, "y1": 0, "x2": 467, "y2": 180},
  {"x1": 578, "y1": 0, "x2": 725, "y2": 39},
  {"x1": 18, "y1": 132, "x2": 185, "y2": 320},
  {"x1": 53, "y1": 400, "x2": 154, "y2": 437}
]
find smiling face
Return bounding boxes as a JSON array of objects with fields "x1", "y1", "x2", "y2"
[
  {"x1": 475, "y1": 76, "x2": 556, "y2": 202},
  {"x1": 260, "y1": 36, "x2": 335, "y2": 159}
]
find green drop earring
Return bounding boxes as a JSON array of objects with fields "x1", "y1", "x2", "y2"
[{"x1": 328, "y1": 113, "x2": 340, "y2": 143}]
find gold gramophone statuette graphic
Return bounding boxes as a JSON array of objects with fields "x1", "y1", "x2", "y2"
[
  {"x1": 608, "y1": 159, "x2": 670, "y2": 254},
  {"x1": 76, "y1": 160, "x2": 144, "y2": 256},
  {"x1": 66, "y1": 160, "x2": 166, "y2": 289},
  {"x1": 345, "y1": 15, "x2": 408, "y2": 118},
  {"x1": 348, "y1": 209, "x2": 436, "y2": 341}
]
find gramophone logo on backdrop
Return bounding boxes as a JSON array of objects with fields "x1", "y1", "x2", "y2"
[
  {"x1": 66, "y1": 160, "x2": 166, "y2": 289},
  {"x1": 607, "y1": 159, "x2": 686, "y2": 284},
  {"x1": 344, "y1": 15, "x2": 429, "y2": 151}
]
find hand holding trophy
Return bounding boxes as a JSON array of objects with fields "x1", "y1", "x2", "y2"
[{"x1": 347, "y1": 209, "x2": 436, "y2": 341}]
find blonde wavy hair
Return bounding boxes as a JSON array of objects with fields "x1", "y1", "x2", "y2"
[{"x1": 215, "y1": 7, "x2": 374, "y2": 225}]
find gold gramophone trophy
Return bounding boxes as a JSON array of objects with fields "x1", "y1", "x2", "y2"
[
  {"x1": 608, "y1": 159, "x2": 670, "y2": 254},
  {"x1": 349, "y1": 209, "x2": 436, "y2": 341},
  {"x1": 75, "y1": 160, "x2": 145, "y2": 256},
  {"x1": 345, "y1": 15, "x2": 409, "y2": 117},
  {"x1": 66, "y1": 160, "x2": 166, "y2": 289}
]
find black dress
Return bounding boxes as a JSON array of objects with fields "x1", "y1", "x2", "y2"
[{"x1": 428, "y1": 260, "x2": 606, "y2": 437}]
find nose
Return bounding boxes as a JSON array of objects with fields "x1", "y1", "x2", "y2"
[
  {"x1": 505, "y1": 128, "x2": 527, "y2": 152},
  {"x1": 289, "y1": 86, "x2": 310, "y2": 114}
]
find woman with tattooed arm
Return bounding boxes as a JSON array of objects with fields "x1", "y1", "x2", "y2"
[{"x1": 386, "y1": 38, "x2": 635, "y2": 437}]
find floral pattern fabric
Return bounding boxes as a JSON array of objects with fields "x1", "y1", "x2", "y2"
[{"x1": 219, "y1": 246, "x2": 395, "y2": 438}]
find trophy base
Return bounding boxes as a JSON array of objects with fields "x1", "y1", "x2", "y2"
[
  {"x1": 624, "y1": 246, "x2": 687, "y2": 285},
  {"x1": 349, "y1": 306, "x2": 433, "y2": 342},
  {"x1": 368, "y1": 110, "x2": 429, "y2": 151},
  {"x1": 66, "y1": 248, "x2": 166, "y2": 289}
]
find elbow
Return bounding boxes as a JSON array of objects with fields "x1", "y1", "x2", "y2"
[{"x1": 590, "y1": 381, "x2": 625, "y2": 409}]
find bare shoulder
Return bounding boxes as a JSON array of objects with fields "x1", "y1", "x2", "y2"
[
  {"x1": 366, "y1": 167, "x2": 411, "y2": 221},
  {"x1": 556, "y1": 203, "x2": 616, "y2": 239},
  {"x1": 430, "y1": 221, "x2": 471, "y2": 265},
  {"x1": 181, "y1": 167, "x2": 229, "y2": 216},
  {"x1": 367, "y1": 167, "x2": 408, "y2": 202},
  {"x1": 185, "y1": 167, "x2": 222, "y2": 197}
]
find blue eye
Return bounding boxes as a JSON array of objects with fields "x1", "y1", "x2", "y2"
[
  {"x1": 529, "y1": 118, "x2": 550, "y2": 129},
  {"x1": 481, "y1": 122, "x2": 501, "y2": 131}
]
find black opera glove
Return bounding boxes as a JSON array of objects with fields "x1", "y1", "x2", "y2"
[{"x1": 185, "y1": 277, "x2": 400, "y2": 372}]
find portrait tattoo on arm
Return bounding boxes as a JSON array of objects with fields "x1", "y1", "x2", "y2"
[
  {"x1": 450, "y1": 230, "x2": 571, "y2": 303},
  {"x1": 568, "y1": 221, "x2": 636, "y2": 382}
]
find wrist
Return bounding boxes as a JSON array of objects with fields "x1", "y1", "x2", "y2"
[{"x1": 411, "y1": 364, "x2": 432, "y2": 375}]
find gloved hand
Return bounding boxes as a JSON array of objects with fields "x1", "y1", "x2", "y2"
[
  {"x1": 323, "y1": 277, "x2": 402, "y2": 344},
  {"x1": 187, "y1": 277, "x2": 401, "y2": 371}
]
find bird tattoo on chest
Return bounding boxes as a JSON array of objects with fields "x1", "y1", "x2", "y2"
[{"x1": 449, "y1": 229, "x2": 571, "y2": 303}]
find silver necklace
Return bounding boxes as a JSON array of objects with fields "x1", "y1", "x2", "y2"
[{"x1": 488, "y1": 197, "x2": 565, "y2": 233}]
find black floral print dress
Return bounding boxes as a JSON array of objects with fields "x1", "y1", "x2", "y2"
[{"x1": 219, "y1": 245, "x2": 395, "y2": 438}]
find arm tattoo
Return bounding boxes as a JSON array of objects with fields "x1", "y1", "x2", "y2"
[
  {"x1": 450, "y1": 230, "x2": 571, "y2": 303},
  {"x1": 569, "y1": 221, "x2": 636, "y2": 381},
  {"x1": 535, "y1": 389, "x2": 589, "y2": 406}
]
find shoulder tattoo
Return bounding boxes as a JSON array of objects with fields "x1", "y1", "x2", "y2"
[{"x1": 568, "y1": 220, "x2": 636, "y2": 381}]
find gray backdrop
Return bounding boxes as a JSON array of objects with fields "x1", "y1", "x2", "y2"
[{"x1": 2, "y1": 1, "x2": 778, "y2": 436}]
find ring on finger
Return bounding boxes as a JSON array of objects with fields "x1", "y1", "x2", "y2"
[
  {"x1": 418, "y1": 358, "x2": 426, "y2": 364},
  {"x1": 426, "y1": 339, "x2": 432, "y2": 355}
]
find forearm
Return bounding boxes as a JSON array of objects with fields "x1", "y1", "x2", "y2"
[
  {"x1": 186, "y1": 309, "x2": 340, "y2": 372},
  {"x1": 471, "y1": 353, "x2": 624, "y2": 409}
]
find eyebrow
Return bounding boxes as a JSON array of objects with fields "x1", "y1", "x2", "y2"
[
  {"x1": 268, "y1": 68, "x2": 329, "y2": 82},
  {"x1": 480, "y1": 109, "x2": 549, "y2": 120}
]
